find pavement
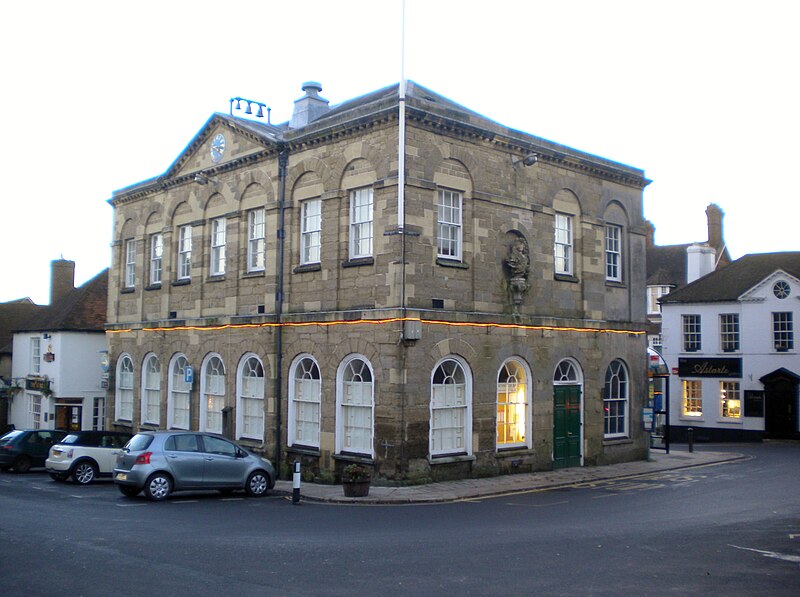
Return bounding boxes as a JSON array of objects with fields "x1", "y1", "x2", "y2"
[{"x1": 273, "y1": 446, "x2": 747, "y2": 505}]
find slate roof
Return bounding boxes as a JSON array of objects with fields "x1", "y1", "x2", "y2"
[
  {"x1": 12, "y1": 269, "x2": 108, "y2": 333},
  {"x1": 0, "y1": 298, "x2": 45, "y2": 354},
  {"x1": 646, "y1": 244, "x2": 691, "y2": 287},
  {"x1": 660, "y1": 252, "x2": 800, "y2": 304}
]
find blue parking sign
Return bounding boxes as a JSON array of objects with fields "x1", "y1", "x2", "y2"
[{"x1": 184, "y1": 366, "x2": 194, "y2": 384}]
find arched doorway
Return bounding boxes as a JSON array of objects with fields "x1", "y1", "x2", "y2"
[
  {"x1": 553, "y1": 359, "x2": 583, "y2": 469},
  {"x1": 760, "y1": 368, "x2": 799, "y2": 438}
]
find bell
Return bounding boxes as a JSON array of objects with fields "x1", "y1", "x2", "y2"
[
  {"x1": 245, "y1": 102, "x2": 253, "y2": 115},
  {"x1": 256, "y1": 105, "x2": 264, "y2": 118},
  {"x1": 234, "y1": 99, "x2": 242, "y2": 110}
]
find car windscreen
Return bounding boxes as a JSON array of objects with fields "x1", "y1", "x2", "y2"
[
  {"x1": 0, "y1": 430, "x2": 23, "y2": 443},
  {"x1": 125, "y1": 434, "x2": 154, "y2": 451}
]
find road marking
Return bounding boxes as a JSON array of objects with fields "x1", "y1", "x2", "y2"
[
  {"x1": 729, "y1": 544, "x2": 800, "y2": 564},
  {"x1": 116, "y1": 502, "x2": 148, "y2": 507},
  {"x1": 171, "y1": 500, "x2": 199, "y2": 504},
  {"x1": 505, "y1": 500, "x2": 570, "y2": 507},
  {"x1": 221, "y1": 497, "x2": 244, "y2": 501}
]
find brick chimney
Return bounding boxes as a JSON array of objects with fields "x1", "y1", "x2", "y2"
[
  {"x1": 289, "y1": 82, "x2": 329, "y2": 129},
  {"x1": 50, "y1": 258, "x2": 75, "y2": 305},
  {"x1": 706, "y1": 203, "x2": 725, "y2": 250},
  {"x1": 644, "y1": 220, "x2": 655, "y2": 248}
]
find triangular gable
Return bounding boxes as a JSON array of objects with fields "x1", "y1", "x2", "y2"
[
  {"x1": 163, "y1": 114, "x2": 281, "y2": 181},
  {"x1": 738, "y1": 269, "x2": 800, "y2": 302}
]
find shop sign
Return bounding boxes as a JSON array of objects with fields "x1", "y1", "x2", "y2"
[
  {"x1": 26, "y1": 377, "x2": 51, "y2": 392},
  {"x1": 678, "y1": 357, "x2": 742, "y2": 378}
]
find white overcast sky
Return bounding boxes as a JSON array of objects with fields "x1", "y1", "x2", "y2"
[{"x1": 1, "y1": 0, "x2": 797, "y2": 304}]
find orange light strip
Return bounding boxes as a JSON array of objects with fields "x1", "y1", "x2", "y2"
[{"x1": 107, "y1": 316, "x2": 645, "y2": 336}]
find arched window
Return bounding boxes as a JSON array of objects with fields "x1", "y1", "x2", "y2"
[
  {"x1": 116, "y1": 354, "x2": 134, "y2": 421},
  {"x1": 604, "y1": 359, "x2": 629, "y2": 438},
  {"x1": 167, "y1": 354, "x2": 191, "y2": 430},
  {"x1": 336, "y1": 355, "x2": 374, "y2": 456},
  {"x1": 141, "y1": 354, "x2": 161, "y2": 425},
  {"x1": 289, "y1": 355, "x2": 321, "y2": 449},
  {"x1": 201, "y1": 354, "x2": 226, "y2": 434},
  {"x1": 554, "y1": 359, "x2": 581, "y2": 385},
  {"x1": 497, "y1": 359, "x2": 531, "y2": 449},
  {"x1": 237, "y1": 354, "x2": 264, "y2": 441},
  {"x1": 430, "y1": 356, "x2": 472, "y2": 457}
]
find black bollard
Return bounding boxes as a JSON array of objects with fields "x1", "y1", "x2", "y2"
[
  {"x1": 292, "y1": 460, "x2": 301, "y2": 504},
  {"x1": 687, "y1": 427, "x2": 694, "y2": 453}
]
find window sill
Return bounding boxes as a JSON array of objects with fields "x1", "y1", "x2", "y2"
[
  {"x1": 294, "y1": 263, "x2": 321, "y2": 274},
  {"x1": 716, "y1": 419, "x2": 743, "y2": 425},
  {"x1": 603, "y1": 437, "x2": 632, "y2": 446},
  {"x1": 428, "y1": 453, "x2": 476, "y2": 465},
  {"x1": 333, "y1": 453, "x2": 374, "y2": 465},
  {"x1": 494, "y1": 447, "x2": 533, "y2": 457},
  {"x1": 144, "y1": 283, "x2": 162, "y2": 292},
  {"x1": 120, "y1": 287, "x2": 135, "y2": 294},
  {"x1": 287, "y1": 445, "x2": 321, "y2": 457},
  {"x1": 436, "y1": 258, "x2": 469, "y2": 270},
  {"x1": 172, "y1": 278, "x2": 191, "y2": 287},
  {"x1": 554, "y1": 273, "x2": 579, "y2": 284},
  {"x1": 242, "y1": 270, "x2": 265, "y2": 279},
  {"x1": 207, "y1": 274, "x2": 226, "y2": 283},
  {"x1": 605, "y1": 280, "x2": 626, "y2": 289},
  {"x1": 114, "y1": 419, "x2": 133, "y2": 427},
  {"x1": 237, "y1": 437, "x2": 265, "y2": 449},
  {"x1": 342, "y1": 257, "x2": 374, "y2": 268},
  {"x1": 679, "y1": 417, "x2": 704, "y2": 422}
]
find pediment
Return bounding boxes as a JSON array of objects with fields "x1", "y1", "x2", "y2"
[{"x1": 738, "y1": 269, "x2": 800, "y2": 302}]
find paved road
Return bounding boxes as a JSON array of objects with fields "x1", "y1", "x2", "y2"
[{"x1": 1, "y1": 442, "x2": 798, "y2": 596}]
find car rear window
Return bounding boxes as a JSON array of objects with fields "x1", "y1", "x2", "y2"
[
  {"x1": 61, "y1": 434, "x2": 82, "y2": 445},
  {"x1": 126, "y1": 434, "x2": 154, "y2": 451},
  {"x1": 0, "y1": 430, "x2": 23, "y2": 443}
]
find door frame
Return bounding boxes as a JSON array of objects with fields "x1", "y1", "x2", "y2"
[{"x1": 553, "y1": 358, "x2": 584, "y2": 468}]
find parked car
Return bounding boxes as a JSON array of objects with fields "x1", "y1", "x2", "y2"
[
  {"x1": 0, "y1": 429, "x2": 68, "y2": 473},
  {"x1": 46, "y1": 431, "x2": 133, "y2": 484},
  {"x1": 114, "y1": 431, "x2": 276, "y2": 501}
]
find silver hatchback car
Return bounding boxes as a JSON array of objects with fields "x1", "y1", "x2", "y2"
[{"x1": 113, "y1": 431, "x2": 275, "y2": 501}]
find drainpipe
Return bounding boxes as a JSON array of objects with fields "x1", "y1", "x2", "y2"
[{"x1": 274, "y1": 145, "x2": 288, "y2": 472}]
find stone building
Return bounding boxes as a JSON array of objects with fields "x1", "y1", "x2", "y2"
[{"x1": 106, "y1": 81, "x2": 651, "y2": 481}]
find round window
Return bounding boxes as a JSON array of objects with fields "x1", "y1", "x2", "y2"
[{"x1": 773, "y1": 280, "x2": 791, "y2": 299}]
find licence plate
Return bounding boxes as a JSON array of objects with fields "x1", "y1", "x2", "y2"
[{"x1": 115, "y1": 473, "x2": 128, "y2": 481}]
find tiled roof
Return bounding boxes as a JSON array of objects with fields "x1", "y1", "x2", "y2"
[
  {"x1": 646, "y1": 244, "x2": 690, "y2": 287},
  {"x1": 0, "y1": 298, "x2": 45, "y2": 353},
  {"x1": 660, "y1": 252, "x2": 800, "y2": 304},
  {"x1": 13, "y1": 269, "x2": 108, "y2": 333}
]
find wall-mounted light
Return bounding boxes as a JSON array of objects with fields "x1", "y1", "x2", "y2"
[
  {"x1": 512, "y1": 153, "x2": 538, "y2": 167},
  {"x1": 194, "y1": 172, "x2": 220, "y2": 186}
]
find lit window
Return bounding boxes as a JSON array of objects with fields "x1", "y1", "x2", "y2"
[
  {"x1": 289, "y1": 356, "x2": 321, "y2": 448},
  {"x1": 721, "y1": 381, "x2": 741, "y2": 418},
  {"x1": 150, "y1": 234, "x2": 163, "y2": 285},
  {"x1": 497, "y1": 360, "x2": 528, "y2": 448},
  {"x1": 682, "y1": 314, "x2": 702, "y2": 352},
  {"x1": 301, "y1": 199, "x2": 322, "y2": 265},
  {"x1": 720, "y1": 314, "x2": 740, "y2": 352},
  {"x1": 247, "y1": 209, "x2": 265, "y2": 272},
  {"x1": 773, "y1": 312, "x2": 794, "y2": 351},
  {"x1": 431, "y1": 357, "x2": 471, "y2": 457},
  {"x1": 202, "y1": 355, "x2": 225, "y2": 434},
  {"x1": 554, "y1": 213, "x2": 573, "y2": 276},
  {"x1": 168, "y1": 355, "x2": 191, "y2": 429},
  {"x1": 237, "y1": 354, "x2": 264, "y2": 441},
  {"x1": 141, "y1": 354, "x2": 160, "y2": 425},
  {"x1": 604, "y1": 360, "x2": 628, "y2": 437},
  {"x1": 682, "y1": 380, "x2": 702, "y2": 417},
  {"x1": 210, "y1": 218, "x2": 226, "y2": 275},
  {"x1": 349, "y1": 188, "x2": 373, "y2": 259},
  {"x1": 125, "y1": 239, "x2": 136, "y2": 288},
  {"x1": 116, "y1": 355, "x2": 134, "y2": 421},
  {"x1": 437, "y1": 189, "x2": 462, "y2": 260},
  {"x1": 178, "y1": 225, "x2": 192, "y2": 280},
  {"x1": 605, "y1": 225, "x2": 622, "y2": 282},
  {"x1": 337, "y1": 356, "x2": 374, "y2": 456}
]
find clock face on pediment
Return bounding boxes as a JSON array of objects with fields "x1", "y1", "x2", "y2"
[{"x1": 210, "y1": 133, "x2": 226, "y2": 163}]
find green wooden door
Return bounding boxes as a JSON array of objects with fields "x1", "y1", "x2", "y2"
[{"x1": 553, "y1": 385, "x2": 581, "y2": 469}]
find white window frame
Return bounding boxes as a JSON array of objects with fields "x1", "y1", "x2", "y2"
[
  {"x1": 210, "y1": 218, "x2": 227, "y2": 276},
  {"x1": 236, "y1": 353, "x2": 265, "y2": 441},
  {"x1": 647, "y1": 285, "x2": 671, "y2": 315},
  {"x1": 288, "y1": 354, "x2": 322, "y2": 449},
  {"x1": 720, "y1": 381, "x2": 741, "y2": 419},
  {"x1": 772, "y1": 311, "x2": 794, "y2": 351},
  {"x1": 116, "y1": 354, "x2": 134, "y2": 421},
  {"x1": 720, "y1": 313, "x2": 740, "y2": 353},
  {"x1": 31, "y1": 337, "x2": 41, "y2": 374},
  {"x1": 682, "y1": 379, "x2": 703, "y2": 417},
  {"x1": 554, "y1": 213, "x2": 573, "y2": 276},
  {"x1": 27, "y1": 393, "x2": 42, "y2": 429},
  {"x1": 247, "y1": 209, "x2": 266, "y2": 272},
  {"x1": 349, "y1": 188, "x2": 373, "y2": 259},
  {"x1": 603, "y1": 359, "x2": 629, "y2": 438},
  {"x1": 430, "y1": 356, "x2": 472, "y2": 458},
  {"x1": 178, "y1": 225, "x2": 192, "y2": 280},
  {"x1": 124, "y1": 238, "x2": 136, "y2": 288},
  {"x1": 335, "y1": 354, "x2": 374, "y2": 457},
  {"x1": 92, "y1": 397, "x2": 106, "y2": 430},
  {"x1": 301, "y1": 199, "x2": 322, "y2": 265},
  {"x1": 496, "y1": 358, "x2": 531, "y2": 450},
  {"x1": 150, "y1": 233, "x2": 163, "y2": 286},
  {"x1": 141, "y1": 353, "x2": 161, "y2": 425},
  {"x1": 167, "y1": 354, "x2": 191, "y2": 430},
  {"x1": 437, "y1": 189, "x2": 462, "y2": 260},
  {"x1": 200, "y1": 354, "x2": 225, "y2": 434},
  {"x1": 605, "y1": 224, "x2": 622, "y2": 282},
  {"x1": 682, "y1": 314, "x2": 702, "y2": 352}
]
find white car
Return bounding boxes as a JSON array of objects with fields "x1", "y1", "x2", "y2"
[{"x1": 46, "y1": 431, "x2": 132, "y2": 484}]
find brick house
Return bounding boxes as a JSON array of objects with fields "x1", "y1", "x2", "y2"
[{"x1": 106, "y1": 81, "x2": 651, "y2": 481}]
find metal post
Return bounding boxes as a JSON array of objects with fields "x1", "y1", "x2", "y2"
[
  {"x1": 687, "y1": 427, "x2": 694, "y2": 453},
  {"x1": 292, "y1": 460, "x2": 301, "y2": 505}
]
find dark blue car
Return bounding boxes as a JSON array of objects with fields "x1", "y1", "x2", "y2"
[{"x1": 0, "y1": 429, "x2": 67, "y2": 473}]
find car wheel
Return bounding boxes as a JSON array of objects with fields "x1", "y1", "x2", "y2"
[
  {"x1": 72, "y1": 461, "x2": 98, "y2": 485},
  {"x1": 50, "y1": 472, "x2": 69, "y2": 482},
  {"x1": 12, "y1": 455, "x2": 31, "y2": 473},
  {"x1": 144, "y1": 473, "x2": 172, "y2": 501},
  {"x1": 118, "y1": 485, "x2": 140, "y2": 498},
  {"x1": 245, "y1": 470, "x2": 269, "y2": 497}
]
